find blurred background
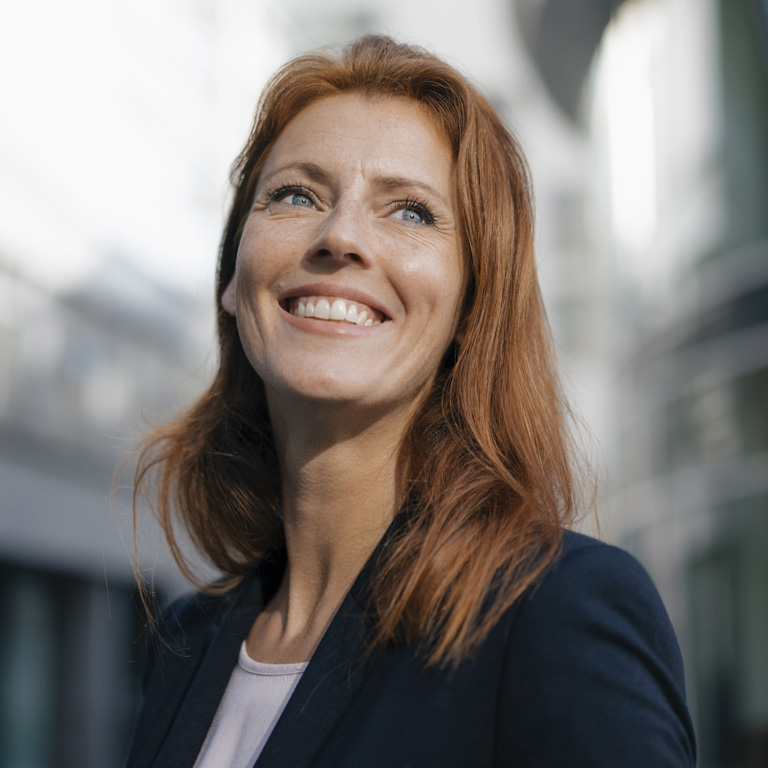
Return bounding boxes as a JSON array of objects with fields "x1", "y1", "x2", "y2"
[{"x1": 0, "y1": 0, "x2": 766, "y2": 765}]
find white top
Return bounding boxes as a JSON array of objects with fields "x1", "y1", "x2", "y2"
[{"x1": 194, "y1": 641, "x2": 308, "y2": 768}]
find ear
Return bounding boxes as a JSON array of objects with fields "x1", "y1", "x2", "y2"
[{"x1": 221, "y1": 275, "x2": 236, "y2": 315}]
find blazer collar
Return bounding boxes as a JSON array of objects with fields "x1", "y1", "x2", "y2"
[
  {"x1": 131, "y1": 559, "x2": 272, "y2": 768},
  {"x1": 142, "y1": 513, "x2": 406, "y2": 768},
  {"x1": 257, "y1": 512, "x2": 411, "y2": 767}
]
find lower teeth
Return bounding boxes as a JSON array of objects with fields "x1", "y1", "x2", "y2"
[{"x1": 294, "y1": 312, "x2": 377, "y2": 326}]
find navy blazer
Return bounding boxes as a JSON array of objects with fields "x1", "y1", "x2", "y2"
[{"x1": 125, "y1": 530, "x2": 697, "y2": 767}]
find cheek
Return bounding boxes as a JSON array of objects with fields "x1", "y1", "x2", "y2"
[
  {"x1": 401, "y1": 246, "x2": 465, "y2": 325},
  {"x1": 234, "y1": 222, "x2": 296, "y2": 292}
]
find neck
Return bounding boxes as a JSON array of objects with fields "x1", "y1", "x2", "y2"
[
  {"x1": 280, "y1": 427, "x2": 400, "y2": 601},
  {"x1": 264, "y1": 392, "x2": 413, "y2": 641}
]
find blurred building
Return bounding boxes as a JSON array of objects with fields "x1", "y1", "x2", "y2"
[
  {"x1": 0, "y1": 2, "x2": 286, "y2": 766},
  {"x1": 1, "y1": 0, "x2": 583, "y2": 760},
  {"x1": 5, "y1": 0, "x2": 762, "y2": 765},
  {"x1": 0, "y1": 254, "x2": 210, "y2": 766},
  {"x1": 518, "y1": 0, "x2": 768, "y2": 765}
]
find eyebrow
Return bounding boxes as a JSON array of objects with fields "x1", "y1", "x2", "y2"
[
  {"x1": 261, "y1": 162, "x2": 330, "y2": 187},
  {"x1": 261, "y1": 162, "x2": 451, "y2": 209},
  {"x1": 373, "y1": 175, "x2": 451, "y2": 209}
]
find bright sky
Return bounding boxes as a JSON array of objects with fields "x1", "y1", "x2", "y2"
[
  {"x1": 0, "y1": 0, "x2": 286, "y2": 297},
  {"x1": 0, "y1": 0, "x2": 582, "y2": 303}
]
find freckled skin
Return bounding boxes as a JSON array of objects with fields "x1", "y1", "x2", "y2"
[
  {"x1": 225, "y1": 93, "x2": 466, "y2": 424},
  {"x1": 219, "y1": 94, "x2": 469, "y2": 663}
]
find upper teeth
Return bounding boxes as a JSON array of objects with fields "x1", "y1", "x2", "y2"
[{"x1": 290, "y1": 296, "x2": 383, "y2": 326}]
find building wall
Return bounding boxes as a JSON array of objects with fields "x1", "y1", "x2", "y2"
[
  {"x1": 585, "y1": 0, "x2": 768, "y2": 764},
  {"x1": 0, "y1": 2, "x2": 286, "y2": 765}
]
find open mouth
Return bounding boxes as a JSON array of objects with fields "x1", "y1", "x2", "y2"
[{"x1": 285, "y1": 295, "x2": 385, "y2": 327}]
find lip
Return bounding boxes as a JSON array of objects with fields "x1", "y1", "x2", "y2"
[{"x1": 277, "y1": 282, "x2": 392, "y2": 321}]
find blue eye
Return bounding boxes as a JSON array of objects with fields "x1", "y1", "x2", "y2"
[
  {"x1": 400, "y1": 208, "x2": 424, "y2": 225},
  {"x1": 288, "y1": 192, "x2": 314, "y2": 208},
  {"x1": 394, "y1": 197, "x2": 435, "y2": 226},
  {"x1": 267, "y1": 185, "x2": 316, "y2": 208}
]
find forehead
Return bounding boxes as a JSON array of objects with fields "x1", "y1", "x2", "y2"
[{"x1": 260, "y1": 93, "x2": 455, "y2": 189}]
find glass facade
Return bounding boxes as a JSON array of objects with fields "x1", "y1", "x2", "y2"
[
  {"x1": 0, "y1": 3, "x2": 287, "y2": 765},
  {"x1": 0, "y1": 566, "x2": 145, "y2": 768},
  {"x1": 583, "y1": 0, "x2": 768, "y2": 764},
  {"x1": 2, "y1": 0, "x2": 765, "y2": 764}
]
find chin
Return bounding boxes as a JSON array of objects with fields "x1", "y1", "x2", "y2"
[{"x1": 267, "y1": 373, "x2": 377, "y2": 407}]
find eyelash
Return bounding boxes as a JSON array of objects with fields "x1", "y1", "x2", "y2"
[
  {"x1": 264, "y1": 183, "x2": 437, "y2": 226},
  {"x1": 265, "y1": 182, "x2": 316, "y2": 204},
  {"x1": 396, "y1": 196, "x2": 436, "y2": 226}
]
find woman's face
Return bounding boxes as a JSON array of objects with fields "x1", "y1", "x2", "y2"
[{"x1": 224, "y1": 92, "x2": 465, "y2": 417}]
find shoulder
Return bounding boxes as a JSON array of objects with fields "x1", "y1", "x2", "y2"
[
  {"x1": 156, "y1": 587, "x2": 235, "y2": 644},
  {"x1": 141, "y1": 579, "x2": 253, "y2": 691},
  {"x1": 507, "y1": 530, "x2": 684, "y2": 681},
  {"x1": 125, "y1": 577, "x2": 262, "y2": 767},
  {"x1": 525, "y1": 530, "x2": 673, "y2": 627},
  {"x1": 147, "y1": 584, "x2": 239, "y2": 660},
  {"x1": 496, "y1": 530, "x2": 697, "y2": 767}
]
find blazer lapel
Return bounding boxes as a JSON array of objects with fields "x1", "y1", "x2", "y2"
[
  {"x1": 127, "y1": 616, "x2": 214, "y2": 768},
  {"x1": 134, "y1": 514, "x2": 403, "y2": 768},
  {"x1": 253, "y1": 518, "x2": 401, "y2": 768},
  {"x1": 132, "y1": 563, "x2": 274, "y2": 768},
  {"x1": 253, "y1": 583, "x2": 375, "y2": 768}
]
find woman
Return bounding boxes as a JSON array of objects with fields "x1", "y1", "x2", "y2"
[{"x1": 126, "y1": 35, "x2": 696, "y2": 768}]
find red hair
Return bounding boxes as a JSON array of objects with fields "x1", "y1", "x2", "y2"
[{"x1": 134, "y1": 35, "x2": 585, "y2": 667}]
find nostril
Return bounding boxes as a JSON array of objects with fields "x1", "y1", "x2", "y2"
[{"x1": 309, "y1": 248, "x2": 364, "y2": 263}]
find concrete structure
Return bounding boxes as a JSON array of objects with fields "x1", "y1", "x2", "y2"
[
  {"x1": 0, "y1": 2, "x2": 286, "y2": 764},
  {"x1": 9, "y1": 0, "x2": 753, "y2": 763},
  {"x1": 518, "y1": 1, "x2": 768, "y2": 765}
]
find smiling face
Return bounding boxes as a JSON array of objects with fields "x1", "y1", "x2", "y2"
[{"x1": 223, "y1": 93, "x2": 465, "y2": 420}]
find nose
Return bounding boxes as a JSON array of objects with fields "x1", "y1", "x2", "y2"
[{"x1": 303, "y1": 202, "x2": 372, "y2": 268}]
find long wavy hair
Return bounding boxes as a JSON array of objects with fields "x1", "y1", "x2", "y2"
[{"x1": 134, "y1": 34, "x2": 585, "y2": 667}]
